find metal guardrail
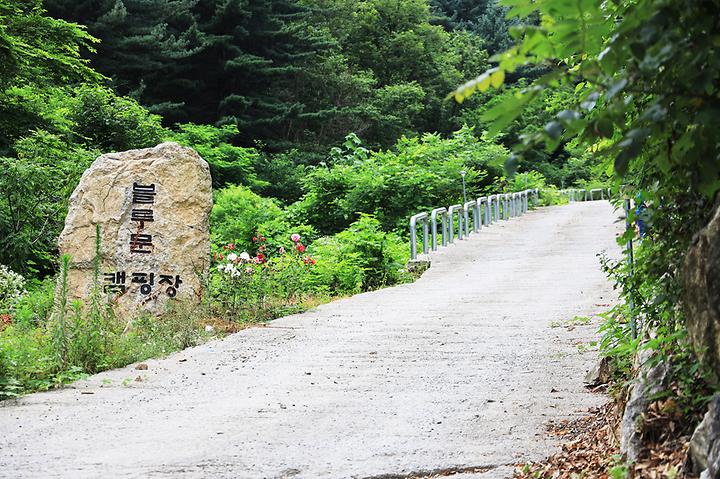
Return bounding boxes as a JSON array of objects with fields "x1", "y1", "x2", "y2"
[
  {"x1": 561, "y1": 187, "x2": 612, "y2": 202},
  {"x1": 430, "y1": 207, "x2": 448, "y2": 251},
  {"x1": 447, "y1": 204, "x2": 464, "y2": 243},
  {"x1": 409, "y1": 188, "x2": 539, "y2": 259}
]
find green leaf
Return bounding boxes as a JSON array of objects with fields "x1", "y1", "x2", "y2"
[
  {"x1": 544, "y1": 121, "x2": 563, "y2": 140},
  {"x1": 490, "y1": 69, "x2": 505, "y2": 88}
]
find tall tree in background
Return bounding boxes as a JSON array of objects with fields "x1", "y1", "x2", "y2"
[
  {"x1": 430, "y1": 0, "x2": 516, "y2": 54},
  {"x1": 44, "y1": 0, "x2": 199, "y2": 120},
  {"x1": 183, "y1": 0, "x2": 339, "y2": 149},
  {"x1": 43, "y1": 0, "x2": 494, "y2": 151}
]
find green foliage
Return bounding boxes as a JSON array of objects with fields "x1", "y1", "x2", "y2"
[
  {"x1": 68, "y1": 85, "x2": 167, "y2": 152},
  {"x1": 210, "y1": 185, "x2": 286, "y2": 253},
  {"x1": 45, "y1": 0, "x2": 200, "y2": 120},
  {"x1": 297, "y1": 129, "x2": 504, "y2": 235},
  {"x1": 503, "y1": 171, "x2": 565, "y2": 206},
  {"x1": 309, "y1": 215, "x2": 411, "y2": 293},
  {"x1": 12, "y1": 278, "x2": 55, "y2": 329},
  {"x1": 430, "y1": 0, "x2": 520, "y2": 54},
  {"x1": 46, "y1": 0, "x2": 497, "y2": 151},
  {"x1": 253, "y1": 150, "x2": 308, "y2": 205},
  {"x1": 0, "y1": 131, "x2": 95, "y2": 275},
  {"x1": 165, "y1": 123, "x2": 263, "y2": 189},
  {"x1": 0, "y1": 0, "x2": 101, "y2": 89}
]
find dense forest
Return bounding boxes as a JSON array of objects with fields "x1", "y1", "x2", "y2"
[{"x1": 2, "y1": 0, "x2": 719, "y2": 475}]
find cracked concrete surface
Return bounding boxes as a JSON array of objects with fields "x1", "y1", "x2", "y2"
[{"x1": 0, "y1": 202, "x2": 622, "y2": 478}]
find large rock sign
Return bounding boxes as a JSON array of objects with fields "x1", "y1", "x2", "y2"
[{"x1": 58, "y1": 142, "x2": 212, "y2": 317}]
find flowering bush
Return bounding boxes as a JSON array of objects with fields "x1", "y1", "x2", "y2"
[
  {"x1": 212, "y1": 234, "x2": 317, "y2": 320},
  {"x1": 0, "y1": 265, "x2": 27, "y2": 314}
]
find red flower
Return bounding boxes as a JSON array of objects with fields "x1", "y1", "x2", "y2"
[
  {"x1": 252, "y1": 236, "x2": 258, "y2": 242},
  {"x1": 229, "y1": 243, "x2": 235, "y2": 250},
  {"x1": 296, "y1": 243, "x2": 305, "y2": 253},
  {"x1": 259, "y1": 236, "x2": 266, "y2": 242},
  {"x1": 219, "y1": 253, "x2": 224, "y2": 260},
  {"x1": 259, "y1": 245, "x2": 266, "y2": 252},
  {"x1": 0, "y1": 314, "x2": 11, "y2": 325},
  {"x1": 303, "y1": 256, "x2": 317, "y2": 266},
  {"x1": 256, "y1": 252, "x2": 266, "y2": 263}
]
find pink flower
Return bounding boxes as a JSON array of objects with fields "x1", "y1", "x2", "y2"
[
  {"x1": 259, "y1": 245, "x2": 266, "y2": 252},
  {"x1": 279, "y1": 246, "x2": 285, "y2": 254},
  {"x1": 291, "y1": 233, "x2": 301, "y2": 243}
]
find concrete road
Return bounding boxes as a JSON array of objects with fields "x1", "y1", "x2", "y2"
[{"x1": 0, "y1": 202, "x2": 622, "y2": 478}]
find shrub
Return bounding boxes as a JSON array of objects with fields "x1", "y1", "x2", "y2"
[
  {"x1": 309, "y1": 215, "x2": 411, "y2": 293},
  {"x1": 69, "y1": 85, "x2": 167, "y2": 152},
  {"x1": 12, "y1": 278, "x2": 55, "y2": 328},
  {"x1": 297, "y1": 129, "x2": 504, "y2": 235},
  {"x1": 211, "y1": 185, "x2": 286, "y2": 252},
  {"x1": 165, "y1": 123, "x2": 264, "y2": 190},
  {"x1": 210, "y1": 235, "x2": 318, "y2": 320},
  {"x1": 503, "y1": 171, "x2": 566, "y2": 206},
  {"x1": 0, "y1": 265, "x2": 26, "y2": 313}
]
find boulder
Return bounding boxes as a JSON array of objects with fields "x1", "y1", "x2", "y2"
[
  {"x1": 689, "y1": 394, "x2": 720, "y2": 478},
  {"x1": 684, "y1": 197, "x2": 720, "y2": 381},
  {"x1": 620, "y1": 348, "x2": 670, "y2": 462},
  {"x1": 58, "y1": 142, "x2": 212, "y2": 318},
  {"x1": 584, "y1": 355, "x2": 612, "y2": 387}
]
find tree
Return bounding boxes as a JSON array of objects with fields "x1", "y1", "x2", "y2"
[
  {"x1": 45, "y1": 0, "x2": 200, "y2": 120},
  {"x1": 430, "y1": 0, "x2": 517, "y2": 54},
  {"x1": 0, "y1": 0, "x2": 100, "y2": 89}
]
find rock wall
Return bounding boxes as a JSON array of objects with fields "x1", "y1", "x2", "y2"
[{"x1": 684, "y1": 198, "x2": 720, "y2": 382}]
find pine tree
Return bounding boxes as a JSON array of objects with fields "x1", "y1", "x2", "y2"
[
  {"x1": 430, "y1": 0, "x2": 517, "y2": 54},
  {"x1": 45, "y1": 0, "x2": 200, "y2": 119},
  {"x1": 181, "y1": 0, "x2": 342, "y2": 149}
]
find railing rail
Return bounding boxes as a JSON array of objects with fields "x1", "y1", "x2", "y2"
[
  {"x1": 409, "y1": 188, "x2": 538, "y2": 259},
  {"x1": 463, "y1": 200, "x2": 480, "y2": 236},
  {"x1": 561, "y1": 188, "x2": 612, "y2": 202},
  {"x1": 409, "y1": 212, "x2": 429, "y2": 259},
  {"x1": 430, "y1": 207, "x2": 448, "y2": 251},
  {"x1": 447, "y1": 204, "x2": 464, "y2": 243}
]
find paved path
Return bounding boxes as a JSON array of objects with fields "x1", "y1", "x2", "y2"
[{"x1": 0, "y1": 202, "x2": 622, "y2": 479}]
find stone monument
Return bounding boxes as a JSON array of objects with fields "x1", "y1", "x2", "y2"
[{"x1": 58, "y1": 142, "x2": 212, "y2": 317}]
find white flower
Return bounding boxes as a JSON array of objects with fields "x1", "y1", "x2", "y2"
[
  {"x1": 204, "y1": 325, "x2": 215, "y2": 333},
  {"x1": 239, "y1": 252, "x2": 251, "y2": 261},
  {"x1": 227, "y1": 253, "x2": 238, "y2": 262}
]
